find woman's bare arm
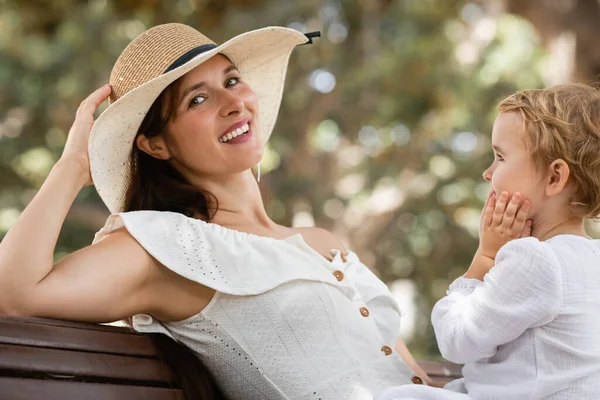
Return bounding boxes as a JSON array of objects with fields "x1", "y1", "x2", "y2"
[
  {"x1": 0, "y1": 157, "x2": 89, "y2": 313},
  {"x1": 26, "y1": 229, "x2": 159, "y2": 322},
  {"x1": 0, "y1": 85, "x2": 159, "y2": 322}
]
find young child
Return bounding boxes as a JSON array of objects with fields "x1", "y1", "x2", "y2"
[{"x1": 377, "y1": 83, "x2": 600, "y2": 399}]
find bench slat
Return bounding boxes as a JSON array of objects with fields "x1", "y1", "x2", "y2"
[
  {"x1": 418, "y1": 360, "x2": 462, "y2": 384},
  {"x1": 0, "y1": 377, "x2": 181, "y2": 400},
  {"x1": 0, "y1": 319, "x2": 158, "y2": 357},
  {"x1": 0, "y1": 315, "x2": 129, "y2": 333},
  {"x1": 0, "y1": 344, "x2": 173, "y2": 383}
]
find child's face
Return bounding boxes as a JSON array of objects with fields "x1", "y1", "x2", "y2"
[{"x1": 482, "y1": 112, "x2": 545, "y2": 216}]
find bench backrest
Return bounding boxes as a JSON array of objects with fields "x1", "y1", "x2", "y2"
[
  {"x1": 0, "y1": 315, "x2": 462, "y2": 398},
  {"x1": 0, "y1": 316, "x2": 182, "y2": 399}
]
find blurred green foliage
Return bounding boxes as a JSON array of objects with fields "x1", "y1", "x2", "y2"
[{"x1": 1, "y1": 0, "x2": 599, "y2": 358}]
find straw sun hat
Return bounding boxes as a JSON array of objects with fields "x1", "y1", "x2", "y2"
[{"x1": 88, "y1": 23, "x2": 317, "y2": 213}]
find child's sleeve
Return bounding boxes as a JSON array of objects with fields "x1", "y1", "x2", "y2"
[{"x1": 431, "y1": 237, "x2": 563, "y2": 364}]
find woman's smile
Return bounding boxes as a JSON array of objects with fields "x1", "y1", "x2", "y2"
[{"x1": 219, "y1": 118, "x2": 252, "y2": 144}]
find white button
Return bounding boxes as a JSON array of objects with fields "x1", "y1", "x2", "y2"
[{"x1": 132, "y1": 313, "x2": 153, "y2": 326}]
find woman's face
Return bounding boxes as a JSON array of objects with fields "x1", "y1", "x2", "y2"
[{"x1": 160, "y1": 54, "x2": 262, "y2": 181}]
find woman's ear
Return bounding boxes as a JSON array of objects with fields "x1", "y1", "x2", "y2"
[
  {"x1": 135, "y1": 134, "x2": 171, "y2": 160},
  {"x1": 545, "y1": 159, "x2": 570, "y2": 197}
]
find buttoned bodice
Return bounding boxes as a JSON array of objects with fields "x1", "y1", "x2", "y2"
[{"x1": 94, "y1": 211, "x2": 416, "y2": 399}]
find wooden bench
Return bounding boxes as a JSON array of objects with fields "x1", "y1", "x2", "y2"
[{"x1": 0, "y1": 315, "x2": 462, "y2": 399}]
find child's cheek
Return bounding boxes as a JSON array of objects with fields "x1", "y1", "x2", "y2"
[
  {"x1": 490, "y1": 171, "x2": 505, "y2": 193},
  {"x1": 491, "y1": 166, "x2": 519, "y2": 195}
]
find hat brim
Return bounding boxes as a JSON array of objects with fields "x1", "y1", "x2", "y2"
[{"x1": 89, "y1": 27, "x2": 308, "y2": 213}]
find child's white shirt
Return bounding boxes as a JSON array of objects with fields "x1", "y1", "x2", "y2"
[{"x1": 431, "y1": 235, "x2": 600, "y2": 399}]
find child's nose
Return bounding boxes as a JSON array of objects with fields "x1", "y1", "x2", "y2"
[{"x1": 482, "y1": 168, "x2": 492, "y2": 182}]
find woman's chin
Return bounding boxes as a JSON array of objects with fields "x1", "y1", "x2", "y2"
[
  {"x1": 235, "y1": 155, "x2": 264, "y2": 175},
  {"x1": 249, "y1": 147, "x2": 264, "y2": 166}
]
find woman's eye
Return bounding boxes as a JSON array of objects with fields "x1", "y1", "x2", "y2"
[
  {"x1": 189, "y1": 95, "x2": 206, "y2": 107},
  {"x1": 226, "y1": 77, "x2": 240, "y2": 87}
]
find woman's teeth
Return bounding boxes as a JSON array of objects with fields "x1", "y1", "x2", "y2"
[{"x1": 219, "y1": 123, "x2": 249, "y2": 143}]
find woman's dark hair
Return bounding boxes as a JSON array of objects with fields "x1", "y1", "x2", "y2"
[
  {"x1": 147, "y1": 333, "x2": 228, "y2": 400},
  {"x1": 124, "y1": 80, "x2": 227, "y2": 400},
  {"x1": 123, "y1": 78, "x2": 218, "y2": 220}
]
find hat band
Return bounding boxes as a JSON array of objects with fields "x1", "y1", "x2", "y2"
[
  {"x1": 163, "y1": 32, "x2": 320, "y2": 74},
  {"x1": 164, "y1": 44, "x2": 217, "y2": 73}
]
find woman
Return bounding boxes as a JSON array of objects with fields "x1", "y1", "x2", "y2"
[{"x1": 0, "y1": 23, "x2": 472, "y2": 399}]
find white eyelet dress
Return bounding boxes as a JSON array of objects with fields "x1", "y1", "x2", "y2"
[{"x1": 93, "y1": 210, "x2": 422, "y2": 400}]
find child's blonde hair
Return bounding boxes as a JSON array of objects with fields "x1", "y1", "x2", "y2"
[{"x1": 498, "y1": 83, "x2": 600, "y2": 218}]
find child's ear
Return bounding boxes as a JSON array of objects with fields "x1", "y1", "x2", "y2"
[
  {"x1": 545, "y1": 159, "x2": 570, "y2": 197},
  {"x1": 135, "y1": 134, "x2": 171, "y2": 160}
]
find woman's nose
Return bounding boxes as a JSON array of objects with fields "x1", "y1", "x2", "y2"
[{"x1": 219, "y1": 91, "x2": 244, "y2": 117}]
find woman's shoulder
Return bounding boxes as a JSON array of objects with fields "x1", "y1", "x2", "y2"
[
  {"x1": 294, "y1": 226, "x2": 339, "y2": 241},
  {"x1": 94, "y1": 210, "x2": 209, "y2": 243},
  {"x1": 293, "y1": 226, "x2": 348, "y2": 257},
  {"x1": 91, "y1": 226, "x2": 156, "y2": 264}
]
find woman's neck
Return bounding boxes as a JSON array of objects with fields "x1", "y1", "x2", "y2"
[{"x1": 195, "y1": 170, "x2": 275, "y2": 230}]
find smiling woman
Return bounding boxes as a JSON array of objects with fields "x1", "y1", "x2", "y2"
[
  {"x1": 135, "y1": 56, "x2": 263, "y2": 181},
  {"x1": 0, "y1": 23, "x2": 461, "y2": 400},
  {"x1": 125, "y1": 55, "x2": 262, "y2": 218}
]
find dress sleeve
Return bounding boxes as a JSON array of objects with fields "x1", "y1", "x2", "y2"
[
  {"x1": 92, "y1": 211, "x2": 342, "y2": 296},
  {"x1": 431, "y1": 237, "x2": 563, "y2": 364}
]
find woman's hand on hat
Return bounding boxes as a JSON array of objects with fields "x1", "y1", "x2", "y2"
[
  {"x1": 479, "y1": 191, "x2": 532, "y2": 260},
  {"x1": 60, "y1": 84, "x2": 112, "y2": 187}
]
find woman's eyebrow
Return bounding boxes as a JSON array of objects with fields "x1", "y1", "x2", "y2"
[
  {"x1": 180, "y1": 82, "x2": 205, "y2": 104},
  {"x1": 223, "y1": 64, "x2": 238, "y2": 75}
]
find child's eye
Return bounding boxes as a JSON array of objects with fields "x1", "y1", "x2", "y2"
[
  {"x1": 226, "y1": 76, "x2": 240, "y2": 87},
  {"x1": 189, "y1": 95, "x2": 206, "y2": 107},
  {"x1": 496, "y1": 154, "x2": 505, "y2": 162}
]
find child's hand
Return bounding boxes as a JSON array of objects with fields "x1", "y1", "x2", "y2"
[{"x1": 479, "y1": 191, "x2": 532, "y2": 260}]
